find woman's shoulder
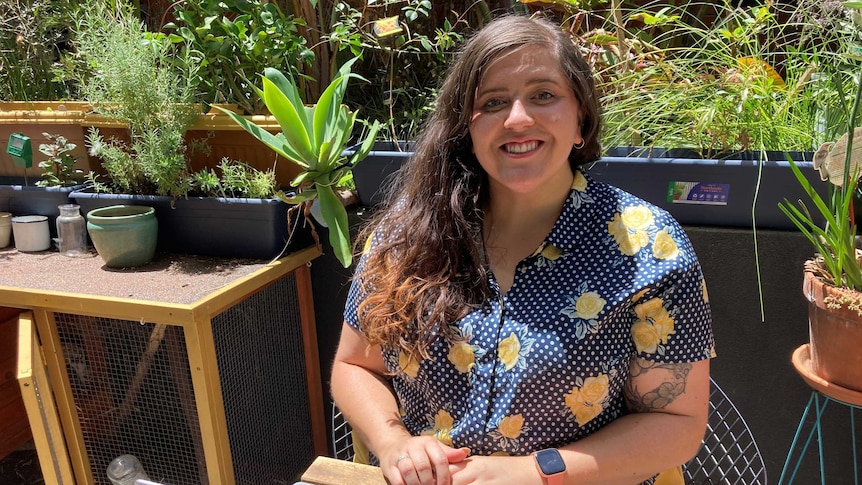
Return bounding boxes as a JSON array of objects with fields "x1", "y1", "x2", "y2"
[{"x1": 581, "y1": 171, "x2": 681, "y2": 228}]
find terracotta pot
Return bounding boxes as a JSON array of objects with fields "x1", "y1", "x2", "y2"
[{"x1": 803, "y1": 268, "x2": 862, "y2": 392}]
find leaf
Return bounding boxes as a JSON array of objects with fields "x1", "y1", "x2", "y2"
[
  {"x1": 264, "y1": 67, "x2": 309, "y2": 128},
  {"x1": 261, "y1": 76, "x2": 316, "y2": 165},
  {"x1": 317, "y1": 183, "x2": 352, "y2": 267},
  {"x1": 213, "y1": 106, "x2": 307, "y2": 167}
]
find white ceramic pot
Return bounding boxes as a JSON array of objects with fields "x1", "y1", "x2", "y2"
[
  {"x1": 0, "y1": 212, "x2": 11, "y2": 248},
  {"x1": 11, "y1": 215, "x2": 51, "y2": 252}
]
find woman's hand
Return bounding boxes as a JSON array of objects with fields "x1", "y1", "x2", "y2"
[
  {"x1": 447, "y1": 455, "x2": 539, "y2": 485},
  {"x1": 379, "y1": 436, "x2": 471, "y2": 485}
]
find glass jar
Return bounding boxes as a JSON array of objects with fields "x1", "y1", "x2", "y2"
[
  {"x1": 56, "y1": 204, "x2": 87, "y2": 257},
  {"x1": 106, "y1": 454, "x2": 150, "y2": 485}
]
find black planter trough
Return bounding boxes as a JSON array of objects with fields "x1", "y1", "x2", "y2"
[
  {"x1": 70, "y1": 190, "x2": 313, "y2": 259},
  {"x1": 348, "y1": 144, "x2": 831, "y2": 230}
]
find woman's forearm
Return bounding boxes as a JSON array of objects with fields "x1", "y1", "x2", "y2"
[{"x1": 330, "y1": 359, "x2": 412, "y2": 455}]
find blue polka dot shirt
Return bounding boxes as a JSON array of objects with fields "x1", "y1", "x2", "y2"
[{"x1": 344, "y1": 170, "x2": 715, "y2": 471}]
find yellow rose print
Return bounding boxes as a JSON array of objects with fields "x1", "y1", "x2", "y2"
[
  {"x1": 448, "y1": 342, "x2": 476, "y2": 373},
  {"x1": 398, "y1": 350, "x2": 420, "y2": 378},
  {"x1": 541, "y1": 243, "x2": 563, "y2": 261},
  {"x1": 498, "y1": 414, "x2": 525, "y2": 439},
  {"x1": 632, "y1": 288, "x2": 649, "y2": 303},
  {"x1": 564, "y1": 374, "x2": 608, "y2": 427},
  {"x1": 580, "y1": 375, "x2": 610, "y2": 404},
  {"x1": 653, "y1": 311, "x2": 675, "y2": 344},
  {"x1": 635, "y1": 298, "x2": 665, "y2": 321},
  {"x1": 575, "y1": 291, "x2": 606, "y2": 320},
  {"x1": 498, "y1": 333, "x2": 521, "y2": 370},
  {"x1": 653, "y1": 230, "x2": 680, "y2": 260},
  {"x1": 621, "y1": 206, "x2": 655, "y2": 231},
  {"x1": 422, "y1": 409, "x2": 455, "y2": 446},
  {"x1": 632, "y1": 320, "x2": 661, "y2": 353},
  {"x1": 572, "y1": 171, "x2": 588, "y2": 191},
  {"x1": 618, "y1": 230, "x2": 649, "y2": 256},
  {"x1": 607, "y1": 213, "x2": 627, "y2": 239},
  {"x1": 573, "y1": 401, "x2": 603, "y2": 426},
  {"x1": 490, "y1": 451, "x2": 510, "y2": 456}
]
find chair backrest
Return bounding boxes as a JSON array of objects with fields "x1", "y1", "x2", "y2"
[
  {"x1": 330, "y1": 377, "x2": 767, "y2": 484},
  {"x1": 682, "y1": 377, "x2": 767, "y2": 485}
]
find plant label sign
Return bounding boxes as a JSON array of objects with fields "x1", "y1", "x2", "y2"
[{"x1": 667, "y1": 181, "x2": 730, "y2": 205}]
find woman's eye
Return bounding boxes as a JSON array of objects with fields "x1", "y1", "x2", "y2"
[
  {"x1": 481, "y1": 98, "x2": 506, "y2": 110},
  {"x1": 535, "y1": 91, "x2": 555, "y2": 101}
]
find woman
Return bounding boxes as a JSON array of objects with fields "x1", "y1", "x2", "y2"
[{"x1": 331, "y1": 14, "x2": 715, "y2": 485}]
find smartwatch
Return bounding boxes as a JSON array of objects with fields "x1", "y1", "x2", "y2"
[{"x1": 532, "y1": 448, "x2": 566, "y2": 485}]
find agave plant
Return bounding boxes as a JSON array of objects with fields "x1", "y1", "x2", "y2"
[{"x1": 218, "y1": 58, "x2": 380, "y2": 267}]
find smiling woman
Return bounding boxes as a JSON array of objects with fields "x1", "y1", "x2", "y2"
[{"x1": 331, "y1": 14, "x2": 714, "y2": 485}]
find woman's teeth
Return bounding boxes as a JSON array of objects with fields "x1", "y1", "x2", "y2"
[{"x1": 505, "y1": 141, "x2": 538, "y2": 154}]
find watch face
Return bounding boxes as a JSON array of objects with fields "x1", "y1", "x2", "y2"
[{"x1": 535, "y1": 449, "x2": 566, "y2": 475}]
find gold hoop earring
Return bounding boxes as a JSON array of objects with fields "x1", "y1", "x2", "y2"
[{"x1": 573, "y1": 140, "x2": 585, "y2": 149}]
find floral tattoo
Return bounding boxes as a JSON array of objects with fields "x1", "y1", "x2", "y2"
[{"x1": 624, "y1": 359, "x2": 692, "y2": 412}]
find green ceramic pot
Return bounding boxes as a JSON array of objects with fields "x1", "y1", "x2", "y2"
[{"x1": 86, "y1": 205, "x2": 157, "y2": 268}]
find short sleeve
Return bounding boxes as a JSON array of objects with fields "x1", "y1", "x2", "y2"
[{"x1": 630, "y1": 219, "x2": 715, "y2": 363}]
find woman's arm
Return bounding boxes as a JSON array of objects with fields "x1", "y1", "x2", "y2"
[
  {"x1": 448, "y1": 358, "x2": 710, "y2": 485},
  {"x1": 331, "y1": 322, "x2": 470, "y2": 485}
]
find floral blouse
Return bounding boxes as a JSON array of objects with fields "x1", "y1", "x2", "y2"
[{"x1": 344, "y1": 170, "x2": 715, "y2": 478}]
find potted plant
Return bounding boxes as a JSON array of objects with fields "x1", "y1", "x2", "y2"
[
  {"x1": 0, "y1": 132, "x2": 86, "y2": 238},
  {"x1": 67, "y1": 0, "x2": 314, "y2": 260},
  {"x1": 778, "y1": 0, "x2": 862, "y2": 392},
  {"x1": 217, "y1": 57, "x2": 381, "y2": 267}
]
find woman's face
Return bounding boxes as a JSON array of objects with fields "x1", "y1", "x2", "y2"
[{"x1": 469, "y1": 44, "x2": 584, "y2": 198}]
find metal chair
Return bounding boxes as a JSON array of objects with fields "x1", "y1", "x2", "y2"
[
  {"x1": 330, "y1": 377, "x2": 766, "y2": 484},
  {"x1": 683, "y1": 378, "x2": 767, "y2": 484}
]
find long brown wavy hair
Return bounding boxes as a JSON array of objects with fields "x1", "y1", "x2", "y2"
[{"x1": 353, "y1": 15, "x2": 602, "y2": 360}]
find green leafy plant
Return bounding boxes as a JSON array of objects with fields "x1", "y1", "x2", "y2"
[
  {"x1": 75, "y1": 0, "x2": 199, "y2": 198},
  {"x1": 36, "y1": 132, "x2": 82, "y2": 187},
  {"x1": 779, "y1": 0, "x2": 862, "y2": 290},
  {"x1": 161, "y1": 0, "x2": 314, "y2": 114},
  {"x1": 592, "y1": 1, "x2": 819, "y2": 154},
  {"x1": 218, "y1": 58, "x2": 381, "y2": 267},
  {"x1": 0, "y1": 0, "x2": 78, "y2": 101}
]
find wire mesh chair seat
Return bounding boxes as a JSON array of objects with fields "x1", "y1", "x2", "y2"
[
  {"x1": 331, "y1": 378, "x2": 765, "y2": 484},
  {"x1": 683, "y1": 377, "x2": 767, "y2": 485}
]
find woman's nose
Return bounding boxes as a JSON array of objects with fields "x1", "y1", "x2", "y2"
[{"x1": 503, "y1": 99, "x2": 534, "y2": 129}]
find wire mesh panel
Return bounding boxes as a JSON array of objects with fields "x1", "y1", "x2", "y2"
[
  {"x1": 684, "y1": 378, "x2": 767, "y2": 485},
  {"x1": 54, "y1": 313, "x2": 204, "y2": 485},
  {"x1": 211, "y1": 272, "x2": 316, "y2": 484}
]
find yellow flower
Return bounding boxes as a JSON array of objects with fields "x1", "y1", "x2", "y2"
[
  {"x1": 737, "y1": 57, "x2": 786, "y2": 88},
  {"x1": 608, "y1": 213, "x2": 627, "y2": 239},
  {"x1": 618, "y1": 230, "x2": 649, "y2": 256},
  {"x1": 398, "y1": 350, "x2": 420, "y2": 378},
  {"x1": 421, "y1": 410, "x2": 455, "y2": 446},
  {"x1": 541, "y1": 243, "x2": 563, "y2": 261},
  {"x1": 498, "y1": 332, "x2": 521, "y2": 370},
  {"x1": 448, "y1": 342, "x2": 475, "y2": 374},
  {"x1": 498, "y1": 414, "x2": 525, "y2": 439},
  {"x1": 363, "y1": 232, "x2": 374, "y2": 254},
  {"x1": 632, "y1": 288, "x2": 649, "y2": 303},
  {"x1": 702, "y1": 279, "x2": 709, "y2": 303},
  {"x1": 565, "y1": 386, "x2": 585, "y2": 409},
  {"x1": 573, "y1": 401, "x2": 603, "y2": 426},
  {"x1": 635, "y1": 297, "x2": 665, "y2": 321},
  {"x1": 580, "y1": 374, "x2": 609, "y2": 404},
  {"x1": 632, "y1": 320, "x2": 661, "y2": 354},
  {"x1": 653, "y1": 230, "x2": 679, "y2": 260},
  {"x1": 572, "y1": 171, "x2": 588, "y2": 191},
  {"x1": 620, "y1": 206, "x2": 654, "y2": 231},
  {"x1": 575, "y1": 291, "x2": 606, "y2": 320},
  {"x1": 653, "y1": 311, "x2": 675, "y2": 344}
]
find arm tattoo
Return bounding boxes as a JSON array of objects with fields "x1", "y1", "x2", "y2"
[{"x1": 624, "y1": 360, "x2": 692, "y2": 413}]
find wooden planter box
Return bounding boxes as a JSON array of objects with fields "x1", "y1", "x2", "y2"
[{"x1": 0, "y1": 102, "x2": 91, "y2": 179}]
